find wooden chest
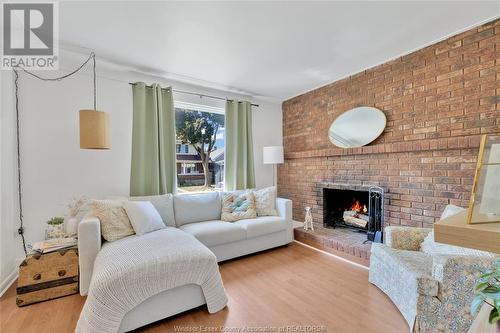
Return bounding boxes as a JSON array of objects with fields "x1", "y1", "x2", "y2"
[{"x1": 16, "y1": 247, "x2": 79, "y2": 307}]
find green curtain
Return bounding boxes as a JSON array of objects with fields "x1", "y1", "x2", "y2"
[
  {"x1": 130, "y1": 82, "x2": 177, "y2": 195},
  {"x1": 224, "y1": 100, "x2": 255, "y2": 191}
]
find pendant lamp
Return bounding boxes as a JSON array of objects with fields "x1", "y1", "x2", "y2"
[{"x1": 79, "y1": 53, "x2": 110, "y2": 149}]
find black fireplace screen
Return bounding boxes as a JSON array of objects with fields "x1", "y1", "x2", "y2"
[{"x1": 323, "y1": 186, "x2": 384, "y2": 242}]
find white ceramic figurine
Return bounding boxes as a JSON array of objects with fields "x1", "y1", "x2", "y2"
[{"x1": 304, "y1": 206, "x2": 314, "y2": 231}]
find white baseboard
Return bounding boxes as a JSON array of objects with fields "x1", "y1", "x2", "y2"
[
  {"x1": 292, "y1": 220, "x2": 304, "y2": 228},
  {"x1": 0, "y1": 266, "x2": 19, "y2": 297}
]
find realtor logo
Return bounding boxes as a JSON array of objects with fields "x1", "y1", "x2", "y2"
[{"x1": 1, "y1": 2, "x2": 58, "y2": 69}]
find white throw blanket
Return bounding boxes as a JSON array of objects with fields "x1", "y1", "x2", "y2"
[{"x1": 76, "y1": 227, "x2": 228, "y2": 333}]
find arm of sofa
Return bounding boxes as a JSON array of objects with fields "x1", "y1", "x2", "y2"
[
  {"x1": 431, "y1": 255, "x2": 497, "y2": 329},
  {"x1": 276, "y1": 198, "x2": 293, "y2": 243},
  {"x1": 78, "y1": 216, "x2": 102, "y2": 296},
  {"x1": 432, "y1": 255, "x2": 497, "y2": 286},
  {"x1": 384, "y1": 226, "x2": 432, "y2": 251},
  {"x1": 370, "y1": 243, "x2": 439, "y2": 297}
]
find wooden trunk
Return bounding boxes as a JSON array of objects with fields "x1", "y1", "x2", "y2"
[{"x1": 16, "y1": 247, "x2": 79, "y2": 307}]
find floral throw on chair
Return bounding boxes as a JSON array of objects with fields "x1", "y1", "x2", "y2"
[{"x1": 369, "y1": 205, "x2": 498, "y2": 333}]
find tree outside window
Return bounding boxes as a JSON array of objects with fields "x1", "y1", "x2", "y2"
[{"x1": 175, "y1": 108, "x2": 224, "y2": 191}]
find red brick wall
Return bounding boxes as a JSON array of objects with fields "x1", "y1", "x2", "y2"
[{"x1": 279, "y1": 19, "x2": 500, "y2": 227}]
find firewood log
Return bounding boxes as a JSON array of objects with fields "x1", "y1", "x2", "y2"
[{"x1": 343, "y1": 216, "x2": 368, "y2": 228}]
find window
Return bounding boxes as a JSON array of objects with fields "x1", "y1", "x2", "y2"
[
  {"x1": 181, "y1": 163, "x2": 197, "y2": 174},
  {"x1": 175, "y1": 101, "x2": 225, "y2": 193},
  {"x1": 176, "y1": 144, "x2": 190, "y2": 154}
]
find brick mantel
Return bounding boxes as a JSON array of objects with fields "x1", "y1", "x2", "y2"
[
  {"x1": 319, "y1": 182, "x2": 375, "y2": 192},
  {"x1": 279, "y1": 18, "x2": 500, "y2": 228},
  {"x1": 285, "y1": 135, "x2": 481, "y2": 160}
]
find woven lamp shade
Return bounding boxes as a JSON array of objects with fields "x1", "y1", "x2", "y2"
[{"x1": 79, "y1": 110, "x2": 110, "y2": 149}]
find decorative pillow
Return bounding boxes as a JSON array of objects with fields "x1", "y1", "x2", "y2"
[
  {"x1": 130, "y1": 193, "x2": 175, "y2": 227},
  {"x1": 89, "y1": 200, "x2": 135, "y2": 242},
  {"x1": 440, "y1": 204, "x2": 466, "y2": 220},
  {"x1": 253, "y1": 186, "x2": 277, "y2": 216},
  {"x1": 123, "y1": 201, "x2": 166, "y2": 236},
  {"x1": 221, "y1": 191, "x2": 257, "y2": 222}
]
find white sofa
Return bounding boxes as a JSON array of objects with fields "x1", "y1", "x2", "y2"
[{"x1": 78, "y1": 191, "x2": 293, "y2": 332}]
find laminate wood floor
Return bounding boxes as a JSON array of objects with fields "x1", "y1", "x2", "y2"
[{"x1": 0, "y1": 242, "x2": 408, "y2": 333}]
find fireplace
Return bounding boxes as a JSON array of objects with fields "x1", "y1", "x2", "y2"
[{"x1": 323, "y1": 186, "x2": 384, "y2": 242}]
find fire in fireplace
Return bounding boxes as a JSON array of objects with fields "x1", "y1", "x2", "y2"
[
  {"x1": 343, "y1": 200, "x2": 369, "y2": 229},
  {"x1": 323, "y1": 186, "x2": 384, "y2": 242}
]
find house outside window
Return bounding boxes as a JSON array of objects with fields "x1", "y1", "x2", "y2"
[{"x1": 174, "y1": 101, "x2": 225, "y2": 193}]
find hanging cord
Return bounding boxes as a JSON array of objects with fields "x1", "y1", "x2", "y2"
[
  {"x1": 13, "y1": 69, "x2": 27, "y2": 256},
  {"x1": 13, "y1": 52, "x2": 96, "y2": 257}
]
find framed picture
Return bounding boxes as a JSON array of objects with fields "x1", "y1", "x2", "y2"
[{"x1": 467, "y1": 134, "x2": 500, "y2": 224}]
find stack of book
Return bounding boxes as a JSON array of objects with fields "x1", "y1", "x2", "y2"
[{"x1": 30, "y1": 237, "x2": 77, "y2": 254}]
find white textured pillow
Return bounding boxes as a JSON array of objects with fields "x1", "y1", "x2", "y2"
[
  {"x1": 440, "y1": 204, "x2": 466, "y2": 220},
  {"x1": 130, "y1": 193, "x2": 175, "y2": 226},
  {"x1": 253, "y1": 186, "x2": 277, "y2": 216},
  {"x1": 89, "y1": 200, "x2": 135, "y2": 242},
  {"x1": 123, "y1": 201, "x2": 166, "y2": 236}
]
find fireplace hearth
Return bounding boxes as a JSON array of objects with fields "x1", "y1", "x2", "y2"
[{"x1": 323, "y1": 186, "x2": 384, "y2": 242}]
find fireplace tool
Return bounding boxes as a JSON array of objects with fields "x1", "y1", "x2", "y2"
[{"x1": 368, "y1": 186, "x2": 384, "y2": 243}]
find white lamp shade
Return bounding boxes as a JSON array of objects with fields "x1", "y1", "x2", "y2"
[{"x1": 263, "y1": 146, "x2": 284, "y2": 164}]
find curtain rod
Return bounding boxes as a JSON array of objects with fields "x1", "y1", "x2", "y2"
[{"x1": 128, "y1": 82, "x2": 259, "y2": 107}]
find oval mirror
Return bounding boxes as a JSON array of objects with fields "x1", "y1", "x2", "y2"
[{"x1": 328, "y1": 107, "x2": 386, "y2": 148}]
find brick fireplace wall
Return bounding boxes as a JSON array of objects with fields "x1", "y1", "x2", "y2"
[{"x1": 279, "y1": 19, "x2": 500, "y2": 228}]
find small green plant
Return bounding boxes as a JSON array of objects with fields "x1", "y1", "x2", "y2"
[
  {"x1": 47, "y1": 217, "x2": 64, "y2": 225},
  {"x1": 471, "y1": 259, "x2": 500, "y2": 325}
]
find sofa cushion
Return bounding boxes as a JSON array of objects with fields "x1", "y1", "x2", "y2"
[
  {"x1": 130, "y1": 193, "x2": 175, "y2": 227},
  {"x1": 178, "y1": 220, "x2": 246, "y2": 247},
  {"x1": 234, "y1": 216, "x2": 287, "y2": 239},
  {"x1": 174, "y1": 192, "x2": 222, "y2": 226}
]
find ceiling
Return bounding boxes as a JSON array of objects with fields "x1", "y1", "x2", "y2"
[{"x1": 59, "y1": 1, "x2": 500, "y2": 101}]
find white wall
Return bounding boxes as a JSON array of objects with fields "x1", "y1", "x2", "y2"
[
  {"x1": 1, "y1": 69, "x2": 24, "y2": 293},
  {"x1": 0, "y1": 50, "x2": 282, "y2": 286}
]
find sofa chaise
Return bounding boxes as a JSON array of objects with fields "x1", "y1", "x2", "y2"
[{"x1": 78, "y1": 191, "x2": 293, "y2": 332}]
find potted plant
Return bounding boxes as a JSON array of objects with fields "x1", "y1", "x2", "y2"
[
  {"x1": 472, "y1": 259, "x2": 500, "y2": 332},
  {"x1": 45, "y1": 217, "x2": 66, "y2": 239}
]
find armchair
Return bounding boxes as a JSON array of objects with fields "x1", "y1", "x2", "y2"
[{"x1": 370, "y1": 220, "x2": 497, "y2": 332}]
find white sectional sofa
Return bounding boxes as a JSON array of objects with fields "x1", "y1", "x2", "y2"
[{"x1": 78, "y1": 191, "x2": 293, "y2": 332}]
